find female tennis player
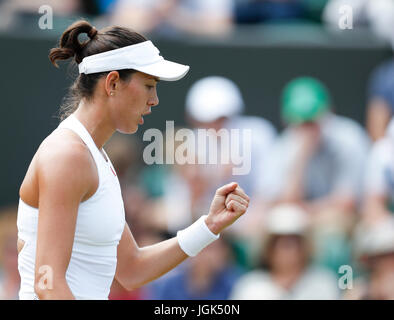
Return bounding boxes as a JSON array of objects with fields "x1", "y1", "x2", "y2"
[{"x1": 16, "y1": 20, "x2": 250, "y2": 300}]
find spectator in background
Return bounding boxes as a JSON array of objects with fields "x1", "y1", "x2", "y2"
[
  {"x1": 230, "y1": 204, "x2": 340, "y2": 299},
  {"x1": 234, "y1": 0, "x2": 329, "y2": 24},
  {"x1": 356, "y1": 0, "x2": 394, "y2": 142},
  {"x1": 0, "y1": 0, "x2": 98, "y2": 30},
  {"x1": 362, "y1": 117, "x2": 394, "y2": 226},
  {"x1": 261, "y1": 76, "x2": 369, "y2": 216},
  {"x1": 185, "y1": 76, "x2": 276, "y2": 201},
  {"x1": 109, "y1": 0, "x2": 234, "y2": 36},
  {"x1": 348, "y1": 217, "x2": 394, "y2": 299},
  {"x1": 0, "y1": 207, "x2": 19, "y2": 300},
  {"x1": 147, "y1": 235, "x2": 243, "y2": 300},
  {"x1": 366, "y1": 58, "x2": 394, "y2": 141},
  {"x1": 235, "y1": 0, "x2": 306, "y2": 24},
  {"x1": 258, "y1": 76, "x2": 370, "y2": 272},
  {"x1": 323, "y1": 0, "x2": 369, "y2": 28},
  {"x1": 184, "y1": 76, "x2": 277, "y2": 262},
  {"x1": 0, "y1": 0, "x2": 82, "y2": 16},
  {"x1": 323, "y1": 0, "x2": 394, "y2": 44}
]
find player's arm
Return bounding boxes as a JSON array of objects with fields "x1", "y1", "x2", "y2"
[
  {"x1": 34, "y1": 140, "x2": 96, "y2": 300},
  {"x1": 115, "y1": 182, "x2": 249, "y2": 290}
]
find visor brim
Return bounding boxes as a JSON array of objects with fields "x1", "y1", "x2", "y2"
[{"x1": 136, "y1": 59, "x2": 190, "y2": 81}]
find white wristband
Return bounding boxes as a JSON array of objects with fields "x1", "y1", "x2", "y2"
[{"x1": 177, "y1": 215, "x2": 220, "y2": 257}]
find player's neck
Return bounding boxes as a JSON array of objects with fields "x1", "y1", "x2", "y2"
[{"x1": 73, "y1": 100, "x2": 115, "y2": 150}]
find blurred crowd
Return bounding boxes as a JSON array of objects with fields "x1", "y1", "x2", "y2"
[
  {"x1": 1, "y1": 0, "x2": 394, "y2": 301},
  {"x1": 1, "y1": 0, "x2": 394, "y2": 44},
  {"x1": 107, "y1": 68, "x2": 394, "y2": 301}
]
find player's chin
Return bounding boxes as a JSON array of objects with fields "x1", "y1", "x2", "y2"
[{"x1": 117, "y1": 122, "x2": 139, "y2": 134}]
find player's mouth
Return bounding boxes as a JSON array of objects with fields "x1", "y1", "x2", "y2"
[
  {"x1": 139, "y1": 108, "x2": 152, "y2": 124},
  {"x1": 142, "y1": 108, "x2": 152, "y2": 116}
]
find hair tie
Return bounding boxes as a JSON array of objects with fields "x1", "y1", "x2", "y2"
[{"x1": 88, "y1": 26, "x2": 98, "y2": 39}]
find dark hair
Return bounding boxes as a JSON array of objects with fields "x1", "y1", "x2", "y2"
[{"x1": 49, "y1": 20, "x2": 147, "y2": 121}]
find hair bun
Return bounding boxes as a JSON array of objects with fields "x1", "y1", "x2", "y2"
[{"x1": 88, "y1": 26, "x2": 98, "y2": 39}]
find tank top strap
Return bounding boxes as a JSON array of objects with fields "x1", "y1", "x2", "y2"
[{"x1": 58, "y1": 114, "x2": 105, "y2": 165}]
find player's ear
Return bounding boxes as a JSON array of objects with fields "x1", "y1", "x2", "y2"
[{"x1": 105, "y1": 71, "x2": 120, "y2": 96}]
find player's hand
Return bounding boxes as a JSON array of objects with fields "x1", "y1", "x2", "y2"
[{"x1": 205, "y1": 182, "x2": 250, "y2": 235}]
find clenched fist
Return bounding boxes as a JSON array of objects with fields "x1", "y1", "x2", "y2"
[{"x1": 205, "y1": 182, "x2": 250, "y2": 235}]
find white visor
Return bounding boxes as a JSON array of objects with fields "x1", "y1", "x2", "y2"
[{"x1": 78, "y1": 40, "x2": 189, "y2": 81}]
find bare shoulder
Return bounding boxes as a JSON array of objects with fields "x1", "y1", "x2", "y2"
[
  {"x1": 38, "y1": 129, "x2": 98, "y2": 193},
  {"x1": 20, "y1": 128, "x2": 98, "y2": 206},
  {"x1": 37, "y1": 129, "x2": 94, "y2": 172}
]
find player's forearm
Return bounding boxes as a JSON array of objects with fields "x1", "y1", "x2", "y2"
[
  {"x1": 121, "y1": 237, "x2": 188, "y2": 290},
  {"x1": 120, "y1": 217, "x2": 220, "y2": 290}
]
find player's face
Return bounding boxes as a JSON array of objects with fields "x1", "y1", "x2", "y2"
[{"x1": 112, "y1": 71, "x2": 159, "y2": 134}]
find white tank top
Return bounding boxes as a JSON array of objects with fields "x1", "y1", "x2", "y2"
[{"x1": 17, "y1": 114, "x2": 126, "y2": 300}]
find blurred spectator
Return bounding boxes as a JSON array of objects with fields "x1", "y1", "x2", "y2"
[
  {"x1": 147, "y1": 235, "x2": 243, "y2": 299},
  {"x1": 185, "y1": 76, "x2": 276, "y2": 201},
  {"x1": 323, "y1": 0, "x2": 369, "y2": 28},
  {"x1": 0, "y1": 0, "x2": 97, "y2": 30},
  {"x1": 0, "y1": 0, "x2": 82, "y2": 16},
  {"x1": 230, "y1": 204, "x2": 340, "y2": 299},
  {"x1": 109, "y1": 0, "x2": 234, "y2": 36},
  {"x1": 235, "y1": 0, "x2": 306, "y2": 24},
  {"x1": 365, "y1": 0, "x2": 394, "y2": 46},
  {"x1": 260, "y1": 76, "x2": 369, "y2": 215},
  {"x1": 258, "y1": 76, "x2": 370, "y2": 272},
  {"x1": 0, "y1": 207, "x2": 19, "y2": 300},
  {"x1": 183, "y1": 75, "x2": 277, "y2": 261},
  {"x1": 301, "y1": 0, "x2": 330, "y2": 22},
  {"x1": 348, "y1": 217, "x2": 394, "y2": 299},
  {"x1": 362, "y1": 117, "x2": 394, "y2": 226},
  {"x1": 95, "y1": 0, "x2": 117, "y2": 14},
  {"x1": 366, "y1": 58, "x2": 394, "y2": 141},
  {"x1": 323, "y1": 0, "x2": 394, "y2": 45},
  {"x1": 364, "y1": 1, "x2": 394, "y2": 143},
  {"x1": 234, "y1": 0, "x2": 329, "y2": 24}
]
